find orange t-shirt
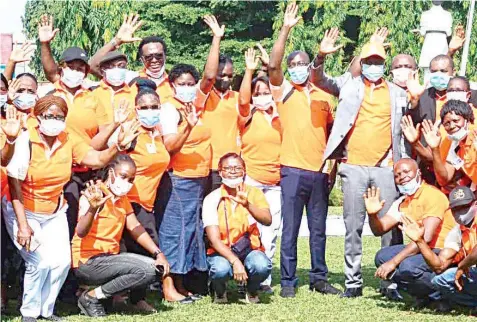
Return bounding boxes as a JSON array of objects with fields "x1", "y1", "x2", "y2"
[
  {"x1": 435, "y1": 93, "x2": 448, "y2": 123},
  {"x1": 138, "y1": 69, "x2": 174, "y2": 103},
  {"x1": 346, "y1": 80, "x2": 392, "y2": 166},
  {"x1": 240, "y1": 109, "x2": 281, "y2": 185},
  {"x1": 276, "y1": 83, "x2": 333, "y2": 171},
  {"x1": 126, "y1": 128, "x2": 170, "y2": 211},
  {"x1": 398, "y1": 182, "x2": 456, "y2": 249},
  {"x1": 453, "y1": 216, "x2": 477, "y2": 264},
  {"x1": 202, "y1": 90, "x2": 241, "y2": 170},
  {"x1": 71, "y1": 191, "x2": 134, "y2": 268},
  {"x1": 92, "y1": 80, "x2": 137, "y2": 124}
]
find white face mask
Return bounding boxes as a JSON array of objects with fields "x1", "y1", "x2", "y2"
[
  {"x1": 447, "y1": 121, "x2": 468, "y2": 142},
  {"x1": 13, "y1": 93, "x2": 37, "y2": 111},
  {"x1": 252, "y1": 94, "x2": 273, "y2": 110},
  {"x1": 221, "y1": 176, "x2": 243, "y2": 189},
  {"x1": 0, "y1": 94, "x2": 7, "y2": 107},
  {"x1": 453, "y1": 205, "x2": 476, "y2": 226},
  {"x1": 38, "y1": 118, "x2": 66, "y2": 137},
  {"x1": 174, "y1": 85, "x2": 197, "y2": 103},
  {"x1": 109, "y1": 170, "x2": 133, "y2": 197},
  {"x1": 61, "y1": 68, "x2": 85, "y2": 88},
  {"x1": 104, "y1": 68, "x2": 127, "y2": 87},
  {"x1": 446, "y1": 91, "x2": 469, "y2": 103},
  {"x1": 391, "y1": 68, "x2": 412, "y2": 87},
  {"x1": 397, "y1": 173, "x2": 421, "y2": 196},
  {"x1": 145, "y1": 63, "x2": 165, "y2": 80}
]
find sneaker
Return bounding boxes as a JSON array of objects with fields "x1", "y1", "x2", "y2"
[
  {"x1": 340, "y1": 287, "x2": 363, "y2": 298},
  {"x1": 40, "y1": 315, "x2": 63, "y2": 321},
  {"x1": 260, "y1": 285, "x2": 274, "y2": 295},
  {"x1": 245, "y1": 292, "x2": 260, "y2": 304},
  {"x1": 213, "y1": 291, "x2": 228, "y2": 304},
  {"x1": 22, "y1": 317, "x2": 37, "y2": 322},
  {"x1": 279, "y1": 286, "x2": 296, "y2": 298},
  {"x1": 237, "y1": 282, "x2": 246, "y2": 296},
  {"x1": 78, "y1": 291, "x2": 107, "y2": 317},
  {"x1": 310, "y1": 281, "x2": 342, "y2": 295},
  {"x1": 379, "y1": 288, "x2": 403, "y2": 302}
]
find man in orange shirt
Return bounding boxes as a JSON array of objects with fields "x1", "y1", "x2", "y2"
[
  {"x1": 313, "y1": 28, "x2": 409, "y2": 298},
  {"x1": 268, "y1": 3, "x2": 340, "y2": 298}
]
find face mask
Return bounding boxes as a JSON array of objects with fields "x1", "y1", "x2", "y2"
[
  {"x1": 175, "y1": 85, "x2": 197, "y2": 103},
  {"x1": 446, "y1": 91, "x2": 469, "y2": 103},
  {"x1": 0, "y1": 94, "x2": 7, "y2": 107},
  {"x1": 392, "y1": 68, "x2": 412, "y2": 87},
  {"x1": 288, "y1": 65, "x2": 309, "y2": 85},
  {"x1": 429, "y1": 72, "x2": 450, "y2": 91},
  {"x1": 145, "y1": 63, "x2": 165, "y2": 79},
  {"x1": 104, "y1": 68, "x2": 127, "y2": 87},
  {"x1": 252, "y1": 94, "x2": 273, "y2": 110},
  {"x1": 38, "y1": 118, "x2": 66, "y2": 137},
  {"x1": 447, "y1": 121, "x2": 468, "y2": 142},
  {"x1": 453, "y1": 205, "x2": 476, "y2": 226},
  {"x1": 221, "y1": 176, "x2": 243, "y2": 189},
  {"x1": 13, "y1": 93, "x2": 37, "y2": 111},
  {"x1": 215, "y1": 78, "x2": 231, "y2": 93},
  {"x1": 397, "y1": 174, "x2": 421, "y2": 196},
  {"x1": 109, "y1": 170, "x2": 133, "y2": 197},
  {"x1": 362, "y1": 64, "x2": 385, "y2": 82},
  {"x1": 61, "y1": 68, "x2": 85, "y2": 88},
  {"x1": 137, "y1": 109, "x2": 161, "y2": 128}
]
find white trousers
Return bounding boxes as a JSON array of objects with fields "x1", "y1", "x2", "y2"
[
  {"x1": 2, "y1": 197, "x2": 71, "y2": 318},
  {"x1": 245, "y1": 176, "x2": 282, "y2": 286}
]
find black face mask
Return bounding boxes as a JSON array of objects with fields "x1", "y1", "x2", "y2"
[{"x1": 215, "y1": 78, "x2": 231, "y2": 92}]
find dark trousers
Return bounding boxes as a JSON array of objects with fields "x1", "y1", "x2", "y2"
[
  {"x1": 205, "y1": 170, "x2": 222, "y2": 196},
  {"x1": 375, "y1": 245, "x2": 440, "y2": 299},
  {"x1": 279, "y1": 166, "x2": 329, "y2": 287},
  {"x1": 74, "y1": 253, "x2": 157, "y2": 304},
  {"x1": 154, "y1": 171, "x2": 173, "y2": 231},
  {"x1": 123, "y1": 203, "x2": 159, "y2": 255}
]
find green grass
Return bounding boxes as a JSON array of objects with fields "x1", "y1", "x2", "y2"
[
  {"x1": 1, "y1": 237, "x2": 475, "y2": 322},
  {"x1": 328, "y1": 206, "x2": 343, "y2": 216}
]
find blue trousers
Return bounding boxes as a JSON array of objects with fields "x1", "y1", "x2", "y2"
[
  {"x1": 207, "y1": 250, "x2": 272, "y2": 295},
  {"x1": 279, "y1": 166, "x2": 329, "y2": 287},
  {"x1": 432, "y1": 267, "x2": 477, "y2": 308}
]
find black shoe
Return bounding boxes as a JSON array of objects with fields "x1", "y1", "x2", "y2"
[
  {"x1": 189, "y1": 294, "x2": 203, "y2": 301},
  {"x1": 280, "y1": 286, "x2": 296, "y2": 298},
  {"x1": 177, "y1": 296, "x2": 195, "y2": 304},
  {"x1": 310, "y1": 281, "x2": 342, "y2": 295},
  {"x1": 40, "y1": 315, "x2": 63, "y2": 321},
  {"x1": 340, "y1": 287, "x2": 363, "y2": 298},
  {"x1": 431, "y1": 300, "x2": 452, "y2": 313},
  {"x1": 414, "y1": 297, "x2": 431, "y2": 309},
  {"x1": 379, "y1": 288, "x2": 403, "y2": 301},
  {"x1": 22, "y1": 317, "x2": 37, "y2": 322},
  {"x1": 260, "y1": 285, "x2": 274, "y2": 295},
  {"x1": 78, "y1": 291, "x2": 106, "y2": 317}
]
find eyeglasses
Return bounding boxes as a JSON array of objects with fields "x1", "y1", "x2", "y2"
[
  {"x1": 42, "y1": 114, "x2": 65, "y2": 121},
  {"x1": 289, "y1": 62, "x2": 309, "y2": 68},
  {"x1": 221, "y1": 166, "x2": 244, "y2": 173},
  {"x1": 143, "y1": 53, "x2": 165, "y2": 62},
  {"x1": 137, "y1": 104, "x2": 160, "y2": 110}
]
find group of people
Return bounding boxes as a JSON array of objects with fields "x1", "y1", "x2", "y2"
[{"x1": 0, "y1": 3, "x2": 476, "y2": 321}]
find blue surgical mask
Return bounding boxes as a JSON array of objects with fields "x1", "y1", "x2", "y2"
[
  {"x1": 397, "y1": 174, "x2": 421, "y2": 196},
  {"x1": 362, "y1": 64, "x2": 385, "y2": 82},
  {"x1": 288, "y1": 65, "x2": 309, "y2": 85},
  {"x1": 175, "y1": 85, "x2": 197, "y2": 103},
  {"x1": 105, "y1": 68, "x2": 127, "y2": 87},
  {"x1": 429, "y1": 72, "x2": 450, "y2": 91},
  {"x1": 0, "y1": 94, "x2": 7, "y2": 107},
  {"x1": 137, "y1": 109, "x2": 161, "y2": 128},
  {"x1": 13, "y1": 93, "x2": 37, "y2": 111}
]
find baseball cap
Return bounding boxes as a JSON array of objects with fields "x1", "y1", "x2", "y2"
[
  {"x1": 99, "y1": 51, "x2": 127, "y2": 66},
  {"x1": 60, "y1": 47, "x2": 89, "y2": 64},
  {"x1": 361, "y1": 42, "x2": 386, "y2": 59},
  {"x1": 449, "y1": 186, "x2": 475, "y2": 209}
]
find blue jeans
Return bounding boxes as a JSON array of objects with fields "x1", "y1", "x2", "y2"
[
  {"x1": 207, "y1": 250, "x2": 272, "y2": 295},
  {"x1": 280, "y1": 166, "x2": 329, "y2": 287},
  {"x1": 432, "y1": 267, "x2": 477, "y2": 307},
  {"x1": 375, "y1": 245, "x2": 440, "y2": 299}
]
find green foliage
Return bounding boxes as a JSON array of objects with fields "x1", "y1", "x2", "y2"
[
  {"x1": 329, "y1": 184, "x2": 343, "y2": 207},
  {"x1": 23, "y1": 0, "x2": 477, "y2": 81}
]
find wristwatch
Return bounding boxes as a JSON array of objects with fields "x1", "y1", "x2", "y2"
[{"x1": 153, "y1": 249, "x2": 162, "y2": 259}]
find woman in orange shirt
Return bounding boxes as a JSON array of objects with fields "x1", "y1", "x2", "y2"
[{"x1": 2, "y1": 95, "x2": 137, "y2": 321}]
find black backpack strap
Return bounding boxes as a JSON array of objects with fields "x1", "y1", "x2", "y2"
[
  {"x1": 243, "y1": 108, "x2": 259, "y2": 129},
  {"x1": 45, "y1": 89, "x2": 58, "y2": 96},
  {"x1": 29, "y1": 140, "x2": 32, "y2": 161},
  {"x1": 125, "y1": 137, "x2": 138, "y2": 153},
  {"x1": 282, "y1": 87, "x2": 296, "y2": 104}
]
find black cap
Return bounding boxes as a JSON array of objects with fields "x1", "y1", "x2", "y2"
[
  {"x1": 60, "y1": 47, "x2": 89, "y2": 64},
  {"x1": 449, "y1": 186, "x2": 475, "y2": 209},
  {"x1": 99, "y1": 51, "x2": 127, "y2": 66}
]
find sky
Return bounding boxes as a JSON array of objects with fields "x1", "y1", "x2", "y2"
[{"x1": 0, "y1": 0, "x2": 28, "y2": 37}]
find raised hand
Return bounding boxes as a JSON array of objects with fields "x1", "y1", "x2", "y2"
[
  {"x1": 228, "y1": 184, "x2": 249, "y2": 207},
  {"x1": 118, "y1": 120, "x2": 141, "y2": 149},
  {"x1": 370, "y1": 27, "x2": 390, "y2": 48},
  {"x1": 398, "y1": 215, "x2": 425, "y2": 242},
  {"x1": 319, "y1": 28, "x2": 344, "y2": 56},
  {"x1": 283, "y1": 2, "x2": 302, "y2": 29},
  {"x1": 115, "y1": 13, "x2": 143, "y2": 45},
  {"x1": 363, "y1": 186, "x2": 385, "y2": 216},
  {"x1": 256, "y1": 43, "x2": 269, "y2": 66},
  {"x1": 7, "y1": 78, "x2": 21, "y2": 102},
  {"x1": 449, "y1": 25, "x2": 465, "y2": 54},
  {"x1": 400, "y1": 115, "x2": 421, "y2": 144},
  {"x1": 421, "y1": 119, "x2": 441, "y2": 149},
  {"x1": 38, "y1": 14, "x2": 59, "y2": 43},
  {"x1": 114, "y1": 99, "x2": 130, "y2": 125},
  {"x1": 203, "y1": 15, "x2": 225, "y2": 38},
  {"x1": 9, "y1": 42, "x2": 35, "y2": 63},
  {"x1": 1, "y1": 105, "x2": 22, "y2": 140},
  {"x1": 81, "y1": 180, "x2": 111, "y2": 210},
  {"x1": 244, "y1": 48, "x2": 259, "y2": 71},
  {"x1": 183, "y1": 102, "x2": 199, "y2": 127},
  {"x1": 406, "y1": 70, "x2": 427, "y2": 101}
]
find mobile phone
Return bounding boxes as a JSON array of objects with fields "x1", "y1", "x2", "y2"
[
  {"x1": 155, "y1": 264, "x2": 164, "y2": 276},
  {"x1": 28, "y1": 235, "x2": 41, "y2": 252}
]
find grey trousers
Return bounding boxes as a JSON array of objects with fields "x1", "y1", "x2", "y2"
[{"x1": 339, "y1": 163, "x2": 402, "y2": 289}]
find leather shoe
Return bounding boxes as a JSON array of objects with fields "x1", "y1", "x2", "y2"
[
  {"x1": 431, "y1": 300, "x2": 452, "y2": 313},
  {"x1": 379, "y1": 288, "x2": 403, "y2": 301},
  {"x1": 310, "y1": 281, "x2": 342, "y2": 295},
  {"x1": 340, "y1": 287, "x2": 362, "y2": 298},
  {"x1": 279, "y1": 286, "x2": 296, "y2": 298}
]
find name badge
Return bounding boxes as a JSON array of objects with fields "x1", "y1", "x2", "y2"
[{"x1": 146, "y1": 143, "x2": 157, "y2": 154}]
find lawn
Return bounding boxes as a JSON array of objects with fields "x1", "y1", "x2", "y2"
[{"x1": 1, "y1": 237, "x2": 475, "y2": 322}]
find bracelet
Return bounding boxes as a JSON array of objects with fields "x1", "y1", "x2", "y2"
[
  {"x1": 153, "y1": 249, "x2": 162, "y2": 259},
  {"x1": 231, "y1": 258, "x2": 239, "y2": 266},
  {"x1": 5, "y1": 136, "x2": 17, "y2": 145}
]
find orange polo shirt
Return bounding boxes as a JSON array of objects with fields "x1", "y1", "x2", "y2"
[
  {"x1": 398, "y1": 182, "x2": 456, "y2": 249},
  {"x1": 126, "y1": 128, "x2": 170, "y2": 211},
  {"x1": 202, "y1": 90, "x2": 241, "y2": 170},
  {"x1": 166, "y1": 97, "x2": 212, "y2": 178},
  {"x1": 276, "y1": 83, "x2": 333, "y2": 171},
  {"x1": 71, "y1": 190, "x2": 134, "y2": 268},
  {"x1": 453, "y1": 216, "x2": 477, "y2": 264},
  {"x1": 92, "y1": 80, "x2": 137, "y2": 124},
  {"x1": 435, "y1": 93, "x2": 448, "y2": 123},
  {"x1": 138, "y1": 69, "x2": 174, "y2": 103},
  {"x1": 240, "y1": 109, "x2": 281, "y2": 185},
  {"x1": 52, "y1": 81, "x2": 109, "y2": 144},
  {"x1": 346, "y1": 80, "x2": 392, "y2": 166},
  {"x1": 20, "y1": 127, "x2": 92, "y2": 214},
  {"x1": 204, "y1": 185, "x2": 268, "y2": 255}
]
